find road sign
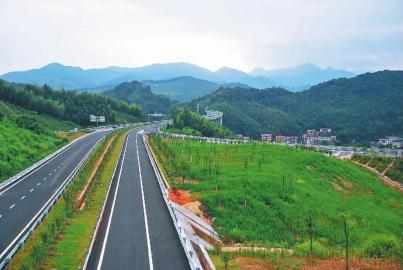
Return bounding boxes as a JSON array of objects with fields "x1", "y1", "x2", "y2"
[
  {"x1": 90, "y1": 115, "x2": 97, "y2": 122},
  {"x1": 99, "y1": 116, "x2": 105, "y2": 123}
]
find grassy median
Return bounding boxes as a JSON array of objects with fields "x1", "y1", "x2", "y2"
[{"x1": 9, "y1": 129, "x2": 128, "y2": 270}]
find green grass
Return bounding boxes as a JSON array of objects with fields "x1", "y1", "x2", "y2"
[
  {"x1": 51, "y1": 130, "x2": 126, "y2": 269},
  {"x1": 0, "y1": 102, "x2": 75, "y2": 182},
  {"x1": 150, "y1": 136, "x2": 403, "y2": 255}
]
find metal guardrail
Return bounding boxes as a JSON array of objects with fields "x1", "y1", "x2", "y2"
[
  {"x1": 0, "y1": 132, "x2": 94, "y2": 192},
  {"x1": 0, "y1": 136, "x2": 104, "y2": 269},
  {"x1": 142, "y1": 134, "x2": 203, "y2": 270}
]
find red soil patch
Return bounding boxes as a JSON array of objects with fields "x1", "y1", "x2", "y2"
[
  {"x1": 235, "y1": 257, "x2": 401, "y2": 270},
  {"x1": 169, "y1": 189, "x2": 194, "y2": 205}
]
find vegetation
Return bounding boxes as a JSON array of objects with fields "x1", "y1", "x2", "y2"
[
  {"x1": 167, "y1": 109, "x2": 233, "y2": 138},
  {"x1": 352, "y1": 154, "x2": 402, "y2": 184},
  {"x1": 10, "y1": 129, "x2": 127, "y2": 270},
  {"x1": 0, "y1": 101, "x2": 72, "y2": 182},
  {"x1": 0, "y1": 79, "x2": 143, "y2": 125},
  {"x1": 103, "y1": 81, "x2": 176, "y2": 114},
  {"x1": 150, "y1": 136, "x2": 403, "y2": 259},
  {"x1": 187, "y1": 71, "x2": 403, "y2": 145}
]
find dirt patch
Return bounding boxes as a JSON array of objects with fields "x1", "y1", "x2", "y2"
[
  {"x1": 169, "y1": 189, "x2": 194, "y2": 205},
  {"x1": 173, "y1": 176, "x2": 199, "y2": 185},
  {"x1": 332, "y1": 182, "x2": 344, "y2": 192},
  {"x1": 339, "y1": 177, "x2": 353, "y2": 188},
  {"x1": 235, "y1": 257, "x2": 401, "y2": 270}
]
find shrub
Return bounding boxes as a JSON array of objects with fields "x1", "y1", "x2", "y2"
[{"x1": 362, "y1": 234, "x2": 401, "y2": 259}]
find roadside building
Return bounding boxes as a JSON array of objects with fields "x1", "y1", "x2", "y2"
[
  {"x1": 306, "y1": 129, "x2": 316, "y2": 136},
  {"x1": 379, "y1": 136, "x2": 402, "y2": 147},
  {"x1": 261, "y1": 133, "x2": 272, "y2": 142},
  {"x1": 284, "y1": 136, "x2": 298, "y2": 144},
  {"x1": 275, "y1": 135, "x2": 286, "y2": 143}
]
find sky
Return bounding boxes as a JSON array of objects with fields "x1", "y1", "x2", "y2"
[{"x1": 0, "y1": 0, "x2": 402, "y2": 74}]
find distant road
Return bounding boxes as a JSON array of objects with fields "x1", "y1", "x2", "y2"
[
  {"x1": 0, "y1": 131, "x2": 109, "y2": 265},
  {"x1": 87, "y1": 130, "x2": 190, "y2": 270}
]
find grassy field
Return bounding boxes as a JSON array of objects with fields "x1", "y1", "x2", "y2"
[
  {"x1": 0, "y1": 101, "x2": 75, "y2": 182},
  {"x1": 150, "y1": 136, "x2": 403, "y2": 258}
]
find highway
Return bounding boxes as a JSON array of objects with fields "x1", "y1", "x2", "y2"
[
  {"x1": 0, "y1": 131, "x2": 109, "y2": 265},
  {"x1": 87, "y1": 130, "x2": 190, "y2": 270}
]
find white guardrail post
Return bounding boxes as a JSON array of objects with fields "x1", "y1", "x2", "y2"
[
  {"x1": 142, "y1": 134, "x2": 203, "y2": 270},
  {"x1": 0, "y1": 135, "x2": 104, "y2": 269}
]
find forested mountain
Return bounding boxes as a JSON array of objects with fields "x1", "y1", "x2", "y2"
[
  {"x1": 186, "y1": 71, "x2": 403, "y2": 145},
  {"x1": 103, "y1": 81, "x2": 177, "y2": 114},
  {"x1": 0, "y1": 79, "x2": 143, "y2": 125},
  {"x1": 1, "y1": 62, "x2": 354, "y2": 91},
  {"x1": 143, "y1": 76, "x2": 218, "y2": 102}
]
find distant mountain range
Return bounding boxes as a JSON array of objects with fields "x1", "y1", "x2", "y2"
[
  {"x1": 1, "y1": 62, "x2": 355, "y2": 96},
  {"x1": 185, "y1": 71, "x2": 403, "y2": 144}
]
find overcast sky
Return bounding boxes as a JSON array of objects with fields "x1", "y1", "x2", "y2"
[{"x1": 0, "y1": 0, "x2": 402, "y2": 74}]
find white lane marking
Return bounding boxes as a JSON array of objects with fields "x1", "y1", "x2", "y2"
[
  {"x1": 29, "y1": 188, "x2": 34, "y2": 192},
  {"x1": 136, "y1": 133, "x2": 154, "y2": 270},
  {"x1": 97, "y1": 132, "x2": 130, "y2": 270},
  {"x1": 53, "y1": 168, "x2": 56, "y2": 172},
  {"x1": 37, "y1": 182, "x2": 41, "y2": 186},
  {"x1": 0, "y1": 214, "x2": 2, "y2": 218},
  {"x1": 20, "y1": 196, "x2": 26, "y2": 200},
  {"x1": 57, "y1": 165, "x2": 60, "y2": 169},
  {"x1": 49, "y1": 172, "x2": 52, "y2": 176},
  {"x1": 43, "y1": 177, "x2": 47, "y2": 181},
  {"x1": 9, "y1": 204, "x2": 15, "y2": 209}
]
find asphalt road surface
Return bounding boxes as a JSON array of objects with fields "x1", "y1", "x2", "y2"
[
  {"x1": 87, "y1": 130, "x2": 190, "y2": 270},
  {"x1": 0, "y1": 131, "x2": 109, "y2": 263}
]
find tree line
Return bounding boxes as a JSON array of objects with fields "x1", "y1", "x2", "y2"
[{"x1": 0, "y1": 80, "x2": 143, "y2": 125}]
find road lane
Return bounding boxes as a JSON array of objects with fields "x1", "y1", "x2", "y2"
[
  {"x1": 87, "y1": 131, "x2": 190, "y2": 270},
  {"x1": 0, "y1": 131, "x2": 109, "y2": 262}
]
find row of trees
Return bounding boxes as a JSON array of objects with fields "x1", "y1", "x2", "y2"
[
  {"x1": 170, "y1": 109, "x2": 232, "y2": 138},
  {"x1": 0, "y1": 80, "x2": 143, "y2": 125}
]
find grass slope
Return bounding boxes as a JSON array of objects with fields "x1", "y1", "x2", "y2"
[
  {"x1": 0, "y1": 102, "x2": 77, "y2": 182},
  {"x1": 150, "y1": 136, "x2": 402, "y2": 256}
]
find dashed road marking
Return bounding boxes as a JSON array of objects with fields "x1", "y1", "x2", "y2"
[
  {"x1": 49, "y1": 172, "x2": 52, "y2": 176},
  {"x1": 29, "y1": 188, "x2": 34, "y2": 192},
  {"x1": 20, "y1": 196, "x2": 26, "y2": 200},
  {"x1": 43, "y1": 177, "x2": 47, "y2": 181},
  {"x1": 9, "y1": 204, "x2": 15, "y2": 209},
  {"x1": 37, "y1": 182, "x2": 41, "y2": 186}
]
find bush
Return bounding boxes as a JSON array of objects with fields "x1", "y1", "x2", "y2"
[{"x1": 363, "y1": 234, "x2": 401, "y2": 259}]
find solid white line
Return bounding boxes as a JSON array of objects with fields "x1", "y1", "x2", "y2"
[
  {"x1": 96, "y1": 132, "x2": 130, "y2": 270},
  {"x1": 20, "y1": 196, "x2": 26, "y2": 200},
  {"x1": 9, "y1": 204, "x2": 15, "y2": 209},
  {"x1": 136, "y1": 133, "x2": 154, "y2": 270},
  {"x1": 29, "y1": 188, "x2": 34, "y2": 192}
]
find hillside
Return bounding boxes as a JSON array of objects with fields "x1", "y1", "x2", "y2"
[
  {"x1": 150, "y1": 136, "x2": 402, "y2": 257},
  {"x1": 103, "y1": 81, "x2": 176, "y2": 114},
  {"x1": 0, "y1": 101, "x2": 77, "y2": 182},
  {"x1": 143, "y1": 76, "x2": 219, "y2": 102},
  {"x1": 187, "y1": 71, "x2": 403, "y2": 145},
  {"x1": 0, "y1": 79, "x2": 143, "y2": 125}
]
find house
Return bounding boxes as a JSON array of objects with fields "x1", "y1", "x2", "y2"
[
  {"x1": 303, "y1": 135, "x2": 336, "y2": 145},
  {"x1": 320, "y1": 128, "x2": 332, "y2": 133},
  {"x1": 275, "y1": 135, "x2": 286, "y2": 143},
  {"x1": 379, "y1": 136, "x2": 402, "y2": 147},
  {"x1": 306, "y1": 129, "x2": 316, "y2": 136},
  {"x1": 261, "y1": 133, "x2": 272, "y2": 142},
  {"x1": 284, "y1": 136, "x2": 298, "y2": 144}
]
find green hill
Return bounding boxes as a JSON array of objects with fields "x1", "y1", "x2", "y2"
[
  {"x1": 150, "y1": 136, "x2": 403, "y2": 258},
  {"x1": 0, "y1": 79, "x2": 143, "y2": 126},
  {"x1": 187, "y1": 71, "x2": 403, "y2": 145},
  {"x1": 0, "y1": 101, "x2": 77, "y2": 182},
  {"x1": 104, "y1": 81, "x2": 177, "y2": 114}
]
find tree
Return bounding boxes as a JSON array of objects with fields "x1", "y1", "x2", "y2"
[{"x1": 340, "y1": 212, "x2": 355, "y2": 270}]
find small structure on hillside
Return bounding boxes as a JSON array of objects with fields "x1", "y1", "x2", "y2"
[
  {"x1": 261, "y1": 133, "x2": 272, "y2": 142},
  {"x1": 204, "y1": 110, "x2": 223, "y2": 125}
]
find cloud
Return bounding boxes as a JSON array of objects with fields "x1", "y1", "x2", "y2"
[{"x1": 0, "y1": 0, "x2": 402, "y2": 73}]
